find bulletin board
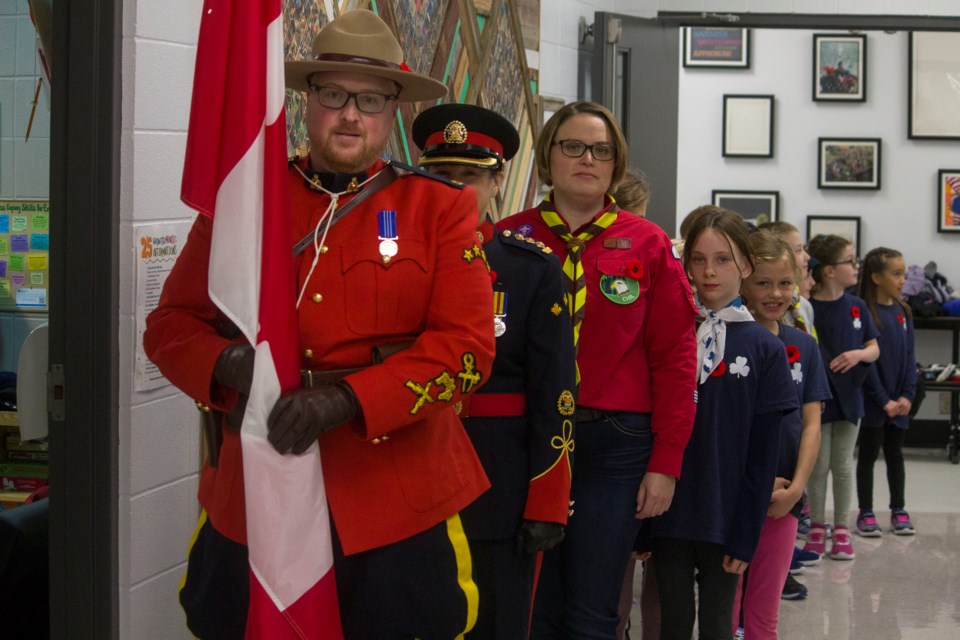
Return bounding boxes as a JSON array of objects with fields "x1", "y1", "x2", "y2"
[{"x1": 0, "y1": 201, "x2": 50, "y2": 312}]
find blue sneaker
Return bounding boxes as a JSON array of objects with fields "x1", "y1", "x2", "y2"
[
  {"x1": 856, "y1": 510, "x2": 882, "y2": 537},
  {"x1": 797, "y1": 514, "x2": 812, "y2": 539},
  {"x1": 891, "y1": 509, "x2": 916, "y2": 535},
  {"x1": 795, "y1": 546, "x2": 822, "y2": 566},
  {"x1": 789, "y1": 555, "x2": 805, "y2": 575}
]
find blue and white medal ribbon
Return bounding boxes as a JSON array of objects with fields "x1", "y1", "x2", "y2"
[{"x1": 378, "y1": 209, "x2": 398, "y2": 260}]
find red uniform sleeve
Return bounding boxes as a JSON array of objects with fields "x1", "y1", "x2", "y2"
[
  {"x1": 643, "y1": 234, "x2": 697, "y2": 477},
  {"x1": 143, "y1": 214, "x2": 245, "y2": 411},
  {"x1": 345, "y1": 186, "x2": 496, "y2": 438}
]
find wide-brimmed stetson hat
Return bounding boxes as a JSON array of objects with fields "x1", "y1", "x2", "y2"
[{"x1": 285, "y1": 10, "x2": 447, "y2": 102}]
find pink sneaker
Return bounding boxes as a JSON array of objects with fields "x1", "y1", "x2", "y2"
[
  {"x1": 804, "y1": 523, "x2": 826, "y2": 555},
  {"x1": 830, "y1": 525, "x2": 856, "y2": 560}
]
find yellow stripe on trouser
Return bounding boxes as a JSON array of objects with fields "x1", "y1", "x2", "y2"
[
  {"x1": 179, "y1": 509, "x2": 208, "y2": 595},
  {"x1": 446, "y1": 513, "x2": 479, "y2": 640},
  {"x1": 179, "y1": 510, "x2": 208, "y2": 640}
]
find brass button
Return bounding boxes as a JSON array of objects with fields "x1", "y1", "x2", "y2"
[
  {"x1": 381, "y1": 435, "x2": 390, "y2": 442},
  {"x1": 382, "y1": 255, "x2": 391, "y2": 264},
  {"x1": 303, "y1": 348, "x2": 314, "y2": 358},
  {"x1": 372, "y1": 437, "x2": 382, "y2": 445},
  {"x1": 311, "y1": 293, "x2": 323, "y2": 303},
  {"x1": 319, "y1": 245, "x2": 329, "y2": 254}
]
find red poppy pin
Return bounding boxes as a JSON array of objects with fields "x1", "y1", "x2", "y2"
[
  {"x1": 711, "y1": 360, "x2": 727, "y2": 377},
  {"x1": 851, "y1": 307, "x2": 860, "y2": 318},
  {"x1": 897, "y1": 313, "x2": 905, "y2": 325},
  {"x1": 626, "y1": 259, "x2": 643, "y2": 279},
  {"x1": 489, "y1": 270, "x2": 498, "y2": 285},
  {"x1": 400, "y1": 62, "x2": 412, "y2": 72},
  {"x1": 785, "y1": 345, "x2": 800, "y2": 364}
]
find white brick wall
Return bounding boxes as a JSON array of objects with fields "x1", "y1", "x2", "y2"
[{"x1": 120, "y1": 0, "x2": 200, "y2": 637}]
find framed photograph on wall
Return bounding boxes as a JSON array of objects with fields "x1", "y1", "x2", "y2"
[
  {"x1": 712, "y1": 190, "x2": 780, "y2": 226},
  {"x1": 938, "y1": 169, "x2": 960, "y2": 234},
  {"x1": 813, "y1": 34, "x2": 866, "y2": 102},
  {"x1": 722, "y1": 95, "x2": 774, "y2": 158},
  {"x1": 909, "y1": 32, "x2": 960, "y2": 140},
  {"x1": 806, "y1": 215, "x2": 861, "y2": 256},
  {"x1": 683, "y1": 27, "x2": 750, "y2": 68},
  {"x1": 818, "y1": 138, "x2": 881, "y2": 190}
]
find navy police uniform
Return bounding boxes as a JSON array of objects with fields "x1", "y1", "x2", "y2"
[{"x1": 414, "y1": 103, "x2": 577, "y2": 639}]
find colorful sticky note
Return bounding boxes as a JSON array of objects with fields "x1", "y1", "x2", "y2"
[
  {"x1": 0, "y1": 261, "x2": 6, "y2": 278},
  {"x1": 30, "y1": 233, "x2": 49, "y2": 251},
  {"x1": 0, "y1": 238, "x2": 7, "y2": 255},
  {"x1": 0, "y1": 279, "x2": 9, "y2": 298},
  {"x1": 10, "y1": 273, "x2": 25, "y2": 287},
  {"x1": 8, "y1": 255, "x2": 23, "y2": 271},
  {"x1": 27, "y1": 254, "x2": 47, "y2": 271},
  {"x1": 11, "y1": 215, "x2": 27, "y2": 232},
  {"x1": 0, "y1": 215, "x2": 8, "y2": 233},
  {"x1": 31, "y1": 214, "x2": 49, "y2": 231},
  {"x1": 10, "y1": 235, "x2": 28, "y2": 252},
  {"x1": 30, "y1": 272, "x2": 43, "y2": 285}
]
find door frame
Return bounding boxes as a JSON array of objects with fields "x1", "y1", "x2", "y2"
[{"x1": 49, "y1": 0, "x2": 121, "y2": 637}]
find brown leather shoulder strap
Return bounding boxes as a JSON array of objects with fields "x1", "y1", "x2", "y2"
[{"x1": 292, "y1": 165, "x2": 400, "y2": 257}]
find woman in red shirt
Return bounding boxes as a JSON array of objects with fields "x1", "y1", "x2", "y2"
[{"x1": 496, "y1": 101, "x2": 697, "y2": 638}]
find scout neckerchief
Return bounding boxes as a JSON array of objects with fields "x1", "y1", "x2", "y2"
[
  {"x1": 788, "y1": 287, "x2": 810, "y2": 334},
  {"x1": 539, "y1": 193, "x2": 619, "y2": 372},
  {"x1": 695, "y1": 294, "x2": 754, "y2": 383}
]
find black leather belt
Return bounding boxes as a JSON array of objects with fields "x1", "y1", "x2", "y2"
[{"x1": 575, "y1": 406, "x2": 608, "y2": 422}]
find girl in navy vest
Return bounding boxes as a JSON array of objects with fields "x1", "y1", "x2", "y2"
[
  {"x1": 856, "y1": 247, "x2": 918, "y2": 536},
  {"x1": 805, "y1": 235, "x2": 880, "y2": 561},
  {"x1": 734, "y1": 231, "x2": 832, "y2": 639},
  {"x1": 653, "y1": 208, "x2": 797, "y2": 640}
]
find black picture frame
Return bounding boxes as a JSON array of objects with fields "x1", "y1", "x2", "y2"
[
  {"x1": 909, "y1": 32, "x2": 960, "y2": 140},
  {"x1": 817, "y1": 137, "x2": 881, "y2": 190},
  {"x1": 806, "y1": 215, "x2": 862, "y2": 256},
  {"x1": 722, "y1": 95, "x2": 774, "y2": 158},
  {"x1": 813, "y1": 33, "x2": 867, "y2": 102},
  {"x1": 938, "y1": 169, "x2": 960, "y2": 234},
  {"x1": 683, "y1": 27, "x2": 750, "y2": 69},
  {"x1": 711, "y1": 190, "x2": 780, "y2": 226}
]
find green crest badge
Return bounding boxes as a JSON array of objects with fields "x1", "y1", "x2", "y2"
[{"x1": 599, "y1": 275, "x2": 639, "y2": 305}]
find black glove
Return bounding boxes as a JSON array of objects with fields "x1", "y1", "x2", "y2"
[
  {"x1": 515, "y1": 520, "x2": 565, "y2": 555},
  {"x1": 267, "y1": 383, "x2": 359, "y2": 455},
  {"x1": 213, "y1": 344, "x2": 255, "y2": 395}
]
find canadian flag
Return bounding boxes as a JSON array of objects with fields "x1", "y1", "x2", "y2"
[{"x1": 180, "y1": 1, "x2": 343, "y2": 638}]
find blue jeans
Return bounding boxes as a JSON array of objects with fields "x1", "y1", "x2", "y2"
[{"x1": 531, "y1": 412, "x2": 653, "y2": 639}]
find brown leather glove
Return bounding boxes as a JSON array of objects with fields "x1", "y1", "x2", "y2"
[
  {"x1": 267, "y1": 383, "x2": 359, "y2": 455},
  {"x1": 213, "y1": 344, "x2": 255, "y2": 395},
  {"x1": 515, "y1": 520, "x2": 565, "y2": 555}
]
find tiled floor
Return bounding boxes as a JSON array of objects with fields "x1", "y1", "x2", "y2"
[{"x1": 626, "y1": 448, "x2": 960, "y2": 639}]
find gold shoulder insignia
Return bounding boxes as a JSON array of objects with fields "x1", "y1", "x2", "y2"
[
  {"x1": 551, "y1": 302, "x2": 563, "y2": 316},
  {"x1": 557, "y1": 390, "x2": 576, "y2": 416}
]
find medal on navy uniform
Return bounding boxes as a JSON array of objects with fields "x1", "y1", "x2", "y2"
[
  {"x1": 493, "y1": 290, "x2": 508, "y2": 337},
  {"x1": 378, "y1": 209, "x2": 398, "y2": 262}
]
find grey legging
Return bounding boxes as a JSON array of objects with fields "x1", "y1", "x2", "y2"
[{"x1": 807, "y1": 419, "x2": 860, "y2": 527}]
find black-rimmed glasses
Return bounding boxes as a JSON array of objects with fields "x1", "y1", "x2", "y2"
[
  {"x1": 832, "y1": 257, "x2": 860, "y2": 267},
  {"x1": 553, "y1": 139, "x2": 617, "y2": 161},
  {"x1": 308, "y1": 85, "x2": 398, "y2": 114}
]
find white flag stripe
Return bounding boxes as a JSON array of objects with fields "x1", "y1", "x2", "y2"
[
  {"x1": 266, "y1": 15, "x2": 285, "y2": 121},
  {"x1": 208, "y1": 130, "x2": 265, "y2": 346}
]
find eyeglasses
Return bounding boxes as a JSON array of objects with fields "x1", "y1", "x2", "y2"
[
  {"x1": 553, "y1": 139, "x2": 617, "y2": 162},
  {"x1": 308, "y1": 85, "x2": 398, "y2": 114},
  {"x1": 832, "y1": 257, "x2": 860, "y2": 267}
]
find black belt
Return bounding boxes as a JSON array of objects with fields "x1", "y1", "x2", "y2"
[{"x1": 575, "y1": 406, "x2": 612, "y2": 422}]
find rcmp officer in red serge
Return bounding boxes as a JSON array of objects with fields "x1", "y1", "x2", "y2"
[
  {"x1": 413, "y1": 103, "x2": 578, "y2": 639},
  {"x1": 144, "y1": 10, "x2": 496, "y2": 640}
]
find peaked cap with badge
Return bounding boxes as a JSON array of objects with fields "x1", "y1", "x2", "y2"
[
  {"x1": 413, "y1": 103, "x2": 520, "y2": 170},
  {"x1": 285, "y1": 10, "x2": 447, "y2": 101}
]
